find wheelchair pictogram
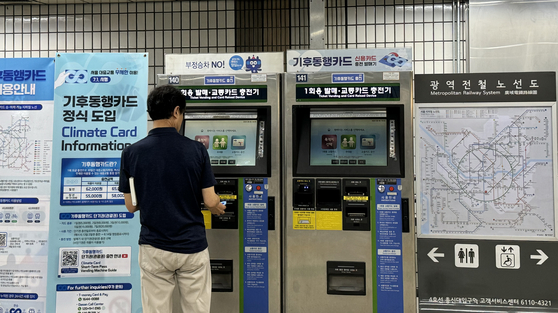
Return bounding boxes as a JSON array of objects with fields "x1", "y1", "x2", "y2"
[{"x1": 496, "y1": 245, "x2": 520, "y2": 269}]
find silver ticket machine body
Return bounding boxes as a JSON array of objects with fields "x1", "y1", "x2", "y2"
[
  {"x1": 283, "y1": 71, "x2": 416, "y2": 313},
  {"x1": 157, "y1": 73, "x2": 281, "y2": 313}
]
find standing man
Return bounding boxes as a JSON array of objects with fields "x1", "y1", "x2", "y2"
[{"x1": 119, "y1": 85, "x2": 226, "y2": 313}]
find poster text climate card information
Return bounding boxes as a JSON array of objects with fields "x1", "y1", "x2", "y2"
[{"x1": 47, "y1": 53, "x2": 147, "y2": 313}]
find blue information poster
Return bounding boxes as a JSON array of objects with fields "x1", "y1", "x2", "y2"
[
  {"x1": 243, "y1": 178, "x2": 269, "y2": 313},
  {"x1": 46, "y1": 53, "x2": 148, "y2": 313},
  {"x1": 375, "y1": 178, "x2": 404, "y2": 313},
  {"x1": 0, "y1": 58, "x2": 54, "y2": 313}
]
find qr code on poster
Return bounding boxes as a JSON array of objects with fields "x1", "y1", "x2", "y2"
[
  {"x1": 0, "y1": 232, "x2": 6, "y2": 247},
  {"x1": 61, "y1": 249, "x2": 79, "y2": 267}
]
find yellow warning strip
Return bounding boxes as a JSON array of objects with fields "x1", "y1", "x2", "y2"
[{"x1": 343, "y1": 196, "x2": 369, "y2": 201}]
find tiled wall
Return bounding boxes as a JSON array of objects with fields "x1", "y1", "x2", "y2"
[
  {"x1": 0, "y1": 0, "x2": 236, "y2": 89},
  {"x1": 325, "y1": 0, "x2": 468, "y2": 74},
  {"x1": 0, "y1": 0, "x2": 467, "y2": 83}
]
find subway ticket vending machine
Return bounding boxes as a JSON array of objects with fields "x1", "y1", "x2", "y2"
[
  {"x1": 283, "y1": 71, "x2": 416, "y2": 313},
  {"x1": 156, "y1": 73, "x2": 281, "y2": 313}
]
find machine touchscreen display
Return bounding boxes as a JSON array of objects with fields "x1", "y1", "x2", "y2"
[
  {"x1": 184, "y1": 119, "x2": 258, "y2": 166},
  {"x1": 310, "y1": 119, "x2": 387, "y2": 166}
]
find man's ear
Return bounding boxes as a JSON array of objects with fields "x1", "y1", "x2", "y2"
[{"x1": 173, "y1": 106, "x2": 181, "y2": 118}]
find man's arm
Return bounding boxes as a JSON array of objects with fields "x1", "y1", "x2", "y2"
[
  {"x1": 123, "y1": 193, "x2": 139, "y2": 213},
  {"x1": 202, "y1": 186, "x2": 226, "y2": 215}
]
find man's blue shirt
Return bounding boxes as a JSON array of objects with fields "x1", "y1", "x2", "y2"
[{"x1": 119, "y1": 127, "x2": 217, "y2": 254}]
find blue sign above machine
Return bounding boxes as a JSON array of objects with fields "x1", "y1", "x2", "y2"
[
  {"x1": 165, "y1": 53, "x2": 284, "y2": 75},
  {"x1": 287, "y1": 48, "x2": 412, "y2": 73}
]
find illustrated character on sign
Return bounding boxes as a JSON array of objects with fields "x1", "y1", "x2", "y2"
[
  {"x1": 245, "y1": 55, "x2": 262, "y2": 73},
  {"x1": 348, "y1": 137, "x2": 355, "y2": 148},
  {"x1": 214, "y1": 138, "x2": 220, "y2": 148},
  {"x1": 468, "y1": 249, "x2": 475, "y2": 263},
  {"x1": 458, "y1": 248, "x2": 465, "y2": 263}
]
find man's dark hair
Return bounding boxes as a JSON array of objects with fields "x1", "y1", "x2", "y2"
[{"x1": 147, "y1": 85, "x2": 186, "y2": 120}]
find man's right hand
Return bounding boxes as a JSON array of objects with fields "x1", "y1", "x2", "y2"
[
  {"x1": 208, "y1": 201, "x2": 226, "y2": 216},
  {"x1": 202, "y1": 186, "x2": 226, "y2": 216}
]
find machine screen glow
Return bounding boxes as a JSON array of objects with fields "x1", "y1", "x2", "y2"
[
  {"x1": 184, "y1": 119, "x2": 258, "y2": 166},
  {"x1": 310, "y1": 119, "x2": 387, "y2": 166}
]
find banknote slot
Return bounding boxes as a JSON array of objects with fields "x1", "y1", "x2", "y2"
[
  {"x1": 316, "y1": 179, "x2": 341, "y2": 210},
  {"x1": 316, "y1": 188, "x2": 341, "y2": 206}
]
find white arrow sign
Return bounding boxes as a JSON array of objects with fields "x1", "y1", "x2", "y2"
[
  {"x1": 530, "y1": 249, "x2": 549, "y2": 265},
  {"x1": 428, "y1": 247, "x2": 445, "y2": 263}
]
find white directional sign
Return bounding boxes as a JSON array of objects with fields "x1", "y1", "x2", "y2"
[
  {"x1": 427, "y1": 247, "x2": 445, "y2": 263},
  {"x1": 530, "y1": 249, "x2": 549, "y2": 265},
  {"x1": 495, "y1": 245, "x2": 520, "y2": 269}
]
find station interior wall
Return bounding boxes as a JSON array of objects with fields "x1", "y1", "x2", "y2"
[
  {"x1": 0, "y1": 0, "x2": 556, "y2": 124},
  {"x1": 0, "y1": 0, "x2": 468, "y2": 91},
  {"x1": 0, "y1": 0, "x2": 556, "y2": 83}
]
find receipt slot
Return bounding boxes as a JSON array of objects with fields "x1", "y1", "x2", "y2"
[
  {"x1": 157, "y1": 73, "x2": 281, "y2": 313},
  {"x1": 327, "y1": 261, "x2": 366, "y2": 295},
  {"x1": 283, "y1": 71, "x2": 416, "y2": 313},
  {"x1": 211, "y1": 260, "x2": 233, "y2": 292}
]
